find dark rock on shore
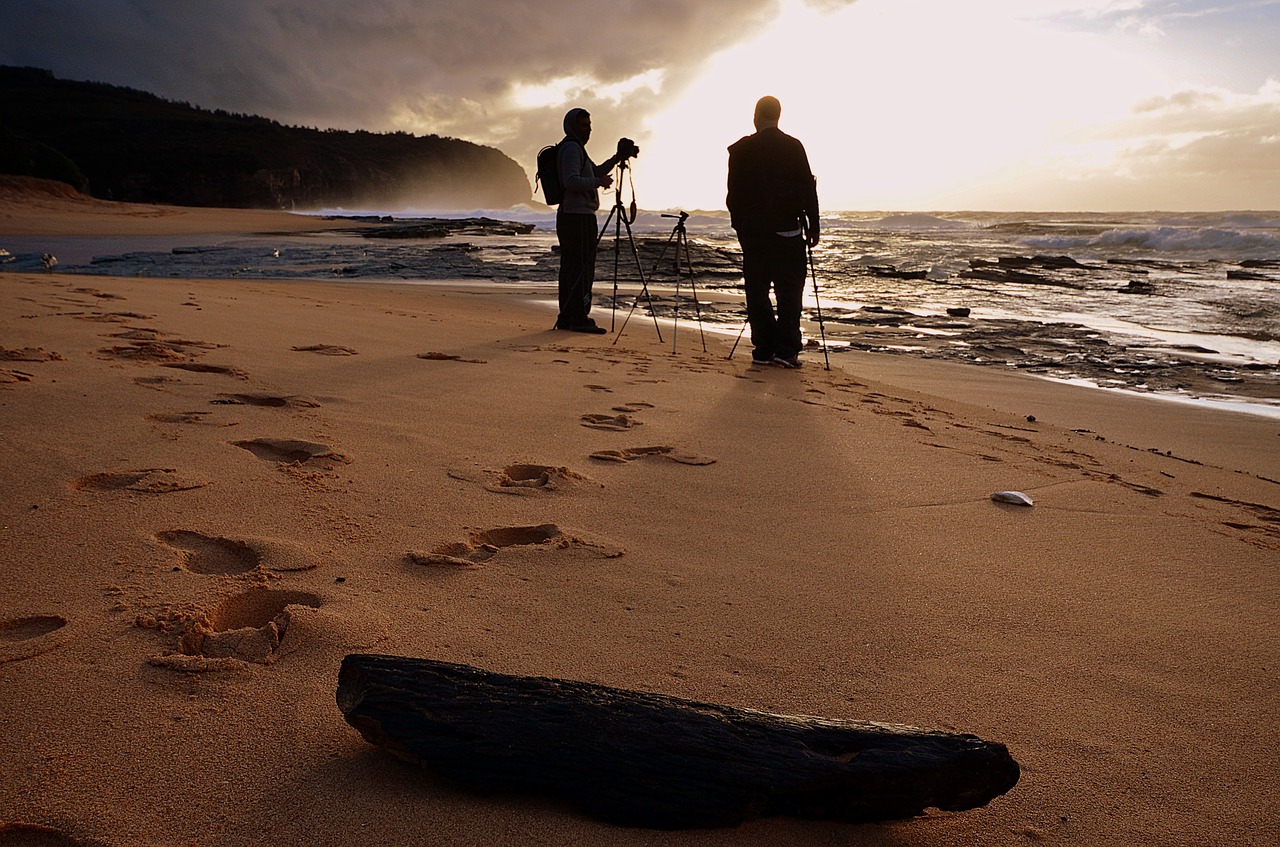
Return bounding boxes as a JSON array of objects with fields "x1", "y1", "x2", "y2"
[{"x1": 361, "y1": 218, "x2": 536, "y2": 239}]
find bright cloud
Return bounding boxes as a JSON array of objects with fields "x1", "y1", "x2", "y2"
[{"x1": 3, "y1": 0, "x2": 1277, "y2": 210}]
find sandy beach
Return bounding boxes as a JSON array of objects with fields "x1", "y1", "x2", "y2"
[{"x1": 2, "y1": 184, "x2": 1278, "y2": 846}]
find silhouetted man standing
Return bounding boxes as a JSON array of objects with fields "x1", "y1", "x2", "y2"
[
  {"x1": 555, "y1": 107, "x2": 629, "y2": 334},
  {"x1": 726, "y1": 96, "x2": 820, "y2": 367}
]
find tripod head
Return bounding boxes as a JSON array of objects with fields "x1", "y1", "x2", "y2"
[
  {"x1": 610, "y1": 155, "x2": 639, "y2": 225},
  {"x1": 661, "y1": 210, "x2": 689, "y2": 232}
]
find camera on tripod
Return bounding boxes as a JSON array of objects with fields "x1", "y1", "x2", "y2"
[{"x1": 616, "y1": 137, "x2": 640, "y2": 161}]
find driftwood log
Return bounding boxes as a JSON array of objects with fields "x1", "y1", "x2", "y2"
[{"x1": 337, "y1": 654, "x2": 1020, "y2": 829}]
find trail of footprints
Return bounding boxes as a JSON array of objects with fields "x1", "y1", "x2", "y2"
[
  {"x1": 55, "y1": 299, "x2": 726, "y2": 670},
  {"x1": 24, "y1": 282, "x2": 1276, "y2": 683},
  {"x1": 32, "y1": 285, "x2": 359, "y2": 670}
]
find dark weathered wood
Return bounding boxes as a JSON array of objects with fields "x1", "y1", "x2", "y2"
[{"x1": 337, "y1": 654, "x2": 1019, "y2": 829}]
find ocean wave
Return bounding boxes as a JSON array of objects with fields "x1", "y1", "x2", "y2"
[
  {"x1": 1026, "y1": 226, "x2": 1280, "y2": 258},
  {"x1": 857, "y1": 213, "x2": 979, "y2": 231}
]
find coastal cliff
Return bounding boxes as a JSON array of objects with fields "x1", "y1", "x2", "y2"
[{"x1": 0, "y1": 66, "x2": 531, "y2": 210}]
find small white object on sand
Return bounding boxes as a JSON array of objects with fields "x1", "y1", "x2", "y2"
[{"x1": 991, "y1": 491, "x2": 1034, "y2": 507}]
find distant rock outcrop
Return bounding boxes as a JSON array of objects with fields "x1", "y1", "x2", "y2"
[{"x1": 0, "y1": 66, "x2": 531, "y2": 210}]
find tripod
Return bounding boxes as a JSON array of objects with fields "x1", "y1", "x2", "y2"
[
  {"x1": 596, "y1": 159, "x2": 663, "y2": 341},
  {"x1": 617, "y1": 210, "x2": 707, "y2": 352}
]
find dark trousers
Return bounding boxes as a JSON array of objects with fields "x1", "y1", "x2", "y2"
[
  {"x1": 738, "y1": 231, "x2": 806, "y2": 359},
  {"x1": 556, "y1": 211, "x2": 599, "y2": 326}
]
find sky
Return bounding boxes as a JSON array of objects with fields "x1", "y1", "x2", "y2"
[{"x1": 4, "y1": 0, "x2": 1279, "y2": 211}]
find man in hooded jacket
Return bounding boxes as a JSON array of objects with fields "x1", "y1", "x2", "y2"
[{"x1": 555, "y1": 107, "x2": 633, "y2": 333}]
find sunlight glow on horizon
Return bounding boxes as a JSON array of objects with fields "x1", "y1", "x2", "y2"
[{"x1": 632, "y1": 0, "x2": 1180, "y2": 212}]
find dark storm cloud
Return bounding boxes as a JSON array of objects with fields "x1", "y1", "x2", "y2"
[{"x1": 3, "y1": 0, "x2": 854, "y2": 178}]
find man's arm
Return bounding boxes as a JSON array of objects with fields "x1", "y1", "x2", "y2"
[{"x1": 560, "y1": 142, "x2": 611, "y2": 190}]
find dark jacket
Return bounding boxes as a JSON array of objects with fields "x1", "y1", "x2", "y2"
[{"x1": 726, "y1": 127, "x2": 819, "y2": 236}]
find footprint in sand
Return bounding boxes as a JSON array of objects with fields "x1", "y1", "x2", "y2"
[
  {"x1": 409, "y1": 523, "x2": 623, "y2": 567},
  {"x1": 94, "y1": 342, "x2": 191, "y2": 363},
  {"x1": 155, "y1": 530, "x2": 323, "y2": 575},
  {"x1": 589, "y1": 446, "x2": 717, "y2": 466},
  {"x1": 0, "y1": 369, "x2": 35, "y2": 385},
  {"x1": 291, "y1": 344, "x2": 358, "y2": 356},
  {"x1": 72, "y1": 468, "x2": 208, "y2": 494},
  {"x1": 580, "y1": 413, "x2": 640, "y2": 431},
  {"x1": 417, "y1": 351, "x2": 487, "y2": 364},
  {"x1": 156, "y1": 530, "x2": 260, "y2": 575},
  {"x1": 213, "y1": 392, "x2": 320, "y2": 409},
  {"x1": 106, "y1": 328, "x2": 219, "y2": 347},
  {"x1": 73, "y1": 287, "x2": 125, "y2": 301},
  {"x1": 132, "y1": 375, "x2": 183, "y2": 390},
  {"x1": 0, "y1": 822, "x2": 98, "y2": 845},
  {"x1": 0, "y1": 614, "x2": 70, "y2": 665},
  {"x1": 0, "y1": 346, "x2": 64, "y2": 362},
  {"x1": 232, "y1": 438, "x2": 351, "y2": 465},
  {"x1": 161, "y1": 362, "x2": 249, "y2": 379},
  {"x1": 447, "y1": 463, "x2": 598, "y2": 496},
  {"x1": 148, "y1": 587, "x2": 325, "y2": 668},
  {"x1": 146, "y1": 411, "x2": 231, "y2": 426},
  {"x1": 77, "y1": 311, "x2": 154, "y2": 324}
]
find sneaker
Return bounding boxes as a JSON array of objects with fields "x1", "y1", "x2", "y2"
[
  {"x1": 568, "y1": 322, "x2": 607, "y2": 334},
  {"x1": 772, "y1": 354, "x2": 803, "y2": 369},
  {"x1": 751, "y1": 355, "x2": 773, "y2": 366}
]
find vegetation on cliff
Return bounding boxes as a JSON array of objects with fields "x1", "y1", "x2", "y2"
[{"x1": 0, "y1": 67, "x2": 531, "y2": 210}]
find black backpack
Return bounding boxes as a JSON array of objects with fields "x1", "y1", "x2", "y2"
[
  {"x1": 535, "y1": 142, "x2": 563, "y2": 206},
  {"x1": 536, "y1": 140, "x2": 583, "y2": 206}
]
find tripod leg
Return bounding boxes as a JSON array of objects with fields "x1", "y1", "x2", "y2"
[
  {"x1": 594, "y1": 206, "x2": 619, "y2": 330},
  {"x1": 678, "y1": 230, "x2": 708, "y2": 353},
  {"x1": 611, "y1": 213, "x2": 623, "y2": 331},
  {"x1": 612, "y1": 216, "x2": 663, "y2": 344},
  {"x1": 727, "y1": 316, "x2": 749, "y2": 360},
  {"x1": 807, "y1": 244, "x2": 832, "y2": 371}
]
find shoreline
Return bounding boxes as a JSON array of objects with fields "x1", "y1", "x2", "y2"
[
  {"x1": 2, "y1": 190, "x2": 1279, "y2": 846},
  {"x1": 6, "y1": 187, "x2": 1276, "y2": 417}
]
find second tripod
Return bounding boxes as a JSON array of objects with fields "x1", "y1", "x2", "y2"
[{"x1": 617, "y1": 210, "x2": 707, "y2": 353}]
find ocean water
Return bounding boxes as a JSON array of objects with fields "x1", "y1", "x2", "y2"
[{"x1": 4, "y1": 208, "x2": 1278, "y2": 414}]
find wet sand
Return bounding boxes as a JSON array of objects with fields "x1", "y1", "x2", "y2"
[{"x1": 2, "y1": 181, "x2": 1278, "y2": 846}]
